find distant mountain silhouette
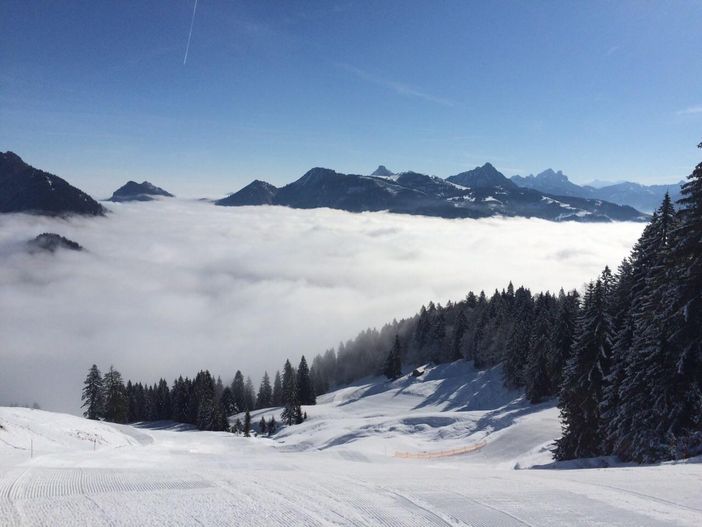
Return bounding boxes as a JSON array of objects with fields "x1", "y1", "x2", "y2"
[
  {"x1": 109, "y1": 181, "x2": 173, "y2": 202},
  {"x1": 511, "y1": 169, "x2": 683, "y2": 212},
  {"x1": 0, "y1": 152, "x2": 104, "y2": 216},
  {"x1": 447, "y1": 163, "x2": 517, "y2": 189},
  {"x1": 371, "y1": 165, "x2": 394, "y2": 177},
  {"x1": 215, "y1": 180, "x2": 278, "y2": 206},
  {"x1": 27, "y1": 233, "x2": 83, "y2": 253},
  {"x1": 217, "y1": 164, "x2": 648, "y2": 222}
]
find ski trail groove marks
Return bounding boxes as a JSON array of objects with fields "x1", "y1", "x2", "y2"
[{"x1": 449, "y1": 490, "x2": 536, "y2": 527}]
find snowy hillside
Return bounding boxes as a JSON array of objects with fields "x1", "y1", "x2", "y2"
[
  {"x1": 1, "y1": 363, "x2": 701, "y2": 526},
  {"x1": 250, "y1": 362, "x2": 560, "y2": 469}
]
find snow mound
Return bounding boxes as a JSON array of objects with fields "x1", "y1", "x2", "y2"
[{"x1": 0, "y1": 407, "x2": 144, "y2": 466}]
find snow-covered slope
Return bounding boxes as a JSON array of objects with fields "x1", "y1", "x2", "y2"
[
  {"x1": 1, "y1": 364, "x2": 701, "y2": 526},
  {"x1": 250, "y1": 362, "x2": 560, "y2": 469},
  {"x1": 0, "y1": 407, "x2": 147, "y2": 466}
]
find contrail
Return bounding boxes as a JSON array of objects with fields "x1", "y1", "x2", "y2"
[{"x1": 183, "y1": 0, "x2": 199, "y2": 65}]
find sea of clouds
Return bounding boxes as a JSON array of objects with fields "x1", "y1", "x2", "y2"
[{"x1": 0, "y1": 200, "x2": 645, "y2": 413}]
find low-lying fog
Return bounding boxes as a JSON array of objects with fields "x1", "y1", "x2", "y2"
[{"x1": 0, "y1": 200, "x2": 644, "y2": 413}]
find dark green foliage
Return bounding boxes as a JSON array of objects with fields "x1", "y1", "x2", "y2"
[
  {"x1": 256, "y1": 372, "x2": 272, "y2": 409},
  {"x1": 81, "y1": 364, "x2": 104, "y2": 420},
  {"x1": 555, "y1": 278, "x2": 612, "y2": 460},
  {"x1": 220, "y1": 387, "x2": 236, "y2": 417},
  {"x1": 103, "y1": 366, "x2": 128, "y2": 424},
  {"x1": 244, "y1": 376, "x2": 256, "y2": 411},
  {"x1": 281, "y1": 359, "x2": 302, "y2": 425},
  {"x1": 243, "y1": 410, "x2": 251, "y2": 437},
  {"x1": 231, "y1": 371, "x2": 245, "y2": 414},
  {"x1": 267, "y1": 416, "x2": 277, "y2": 436},
  {"x1": 297, "y1": 356, "x2": 316, "y2": 406},
  {"x1": 383, "y1": 335, "x2": 402, "y2": 380},
  {"x1": 271, "y1": 371, "x2": 283, "y2": 406}
]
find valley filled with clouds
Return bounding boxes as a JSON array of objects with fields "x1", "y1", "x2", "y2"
[{"x1": 0, "y1": 200, "x2": 644, "y2": 413}]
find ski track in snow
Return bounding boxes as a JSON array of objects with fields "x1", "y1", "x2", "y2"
[{"x1": 1, "y1": 363, "x2": 701, "y2": 526}]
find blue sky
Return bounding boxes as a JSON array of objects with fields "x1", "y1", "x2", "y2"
[{"x1": 1, "y1": 0, "x2": 701, "y2": 197}]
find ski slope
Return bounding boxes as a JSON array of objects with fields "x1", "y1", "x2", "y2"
[{"x1": 1, "y1": 362, "x2": 701, "y2": 526}]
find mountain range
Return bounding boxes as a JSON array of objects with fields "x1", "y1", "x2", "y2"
[
  {"x1": 511, "y1": 169, "x2": 682, "y2": 213},
  {"x1": 216, "y1": 163, "x2": 649, "y2": 222},
  {"x1": 0, "y1": 152, "x2": 675, "y2": 222},
  {"x1": 0, "y1": 152, "x2": 104, "y2": 216}
]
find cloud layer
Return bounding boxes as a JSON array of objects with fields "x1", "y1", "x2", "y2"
[{"x1": 0, "y1": 200, "x2": 644, "y2": 413}]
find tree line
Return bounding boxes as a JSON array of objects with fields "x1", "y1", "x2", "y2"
[
  {"x1": 81, "y1": 146, "x2": 701, "y2": 463},
  {"x1": 81, "y1": 356, "x2": 317, "y2": 432},
  {"x1": 306, "y1": 147, "x2": 702, "y2": 463}
]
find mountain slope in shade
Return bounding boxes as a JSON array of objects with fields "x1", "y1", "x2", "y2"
[
  {"x1": 511, "y1": 169, "x2": 683, "y2": 212},
  {"x1": 0, "y1": 152, "x2": 104, "y2": 216},
  {"x1": 447, "y1": 162, "x2": 517, "y2": 189},
  {"x1": 215, "y1": 180, "x2": 278, "y2": 206},
  {"x1": 109, "y1": 180, "x2": 174, "y2": 202},
  {"x1": 371, "y1": 165, "x2": 394, "y2": 177},
  {"x1": 218, "y1": 164, "x2": 648, "y2": 222}
]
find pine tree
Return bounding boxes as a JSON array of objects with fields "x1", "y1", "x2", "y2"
[
  {"x1": 256, "y1": 372, "x2": 272, "y2": 409},
  {"x1": 156, "y1": 378, "x2": 171, "y2": 420},
  {"x1": 232, "y1": 418, "x2": 242, "y2": 434},
  {"x1": 525, "y1": 294, "x2": 555, "y2": 403},
  {"x1": 244, "y1": 376, "x2": 256, "y2": 411},
  {"x1": 103, "y1": 366, "x2": 128, "y2": 424},
  {"x1": 450, "y1": 309, "x2": 467, "y2": 361},
  {"x1": 231, "y1": 371, "x2": 245, "y2": 413},
  {"x1": 81, "y1": 364, "x2": 104, "y2": 420},
  {"x1": 271, "y1": 370, "x2": 283, "y2": 406},
  {"x1": 503, "y1": 287, "x2": 533, "y2": 388},
  {"x1": 259, "y1": 416, "x2": 267, "y2": 435},
  {"x1": 296, "y1": 356, "x2": 316, "y2": 406},
  {"x1": 220, "y1": 386, "x2": 236, "y2": 416},
  {"x1": 267, "y1": 416, "x2": 277, "y2": 436},
  {"x1": 606, "y1": 196, "x2": 677, "y2": 460},
  {"x1": 243, "y1": 410, "x2": 251, "y2": 437},
  {"x1": 549, "y1": 289, "x2": 580, "y2": 389},
  {"x1": 281, "y1": 359, "x2": 301, "y2": 425},
  {"x1": 383, "y1": 335, "x2": 402, "y2": 380},
  {"x1": 555, "y1": 278, "x2": 613, "y2": 460}
]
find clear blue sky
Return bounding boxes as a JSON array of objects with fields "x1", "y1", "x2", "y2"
[{"x1": 1, "y1": 1, "x2": 701, "y2": 197}]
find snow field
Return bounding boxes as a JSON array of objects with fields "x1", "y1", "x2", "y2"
[{"x1": 1, "y1": 362, "x2": 701, "y2": 526}]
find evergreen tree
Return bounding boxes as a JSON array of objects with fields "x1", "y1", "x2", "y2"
[
  {"x1": 525, "y1": 294, "x2": 555, "y2": 403},
  {"x1": 156, "y1": 378, "x2": 171, "y2": 420},
  {"x1": 232, "y1": 418, "x2": 242, "y2": 434},
  {"x1": 503, "y1": 287, "x2": 533, "y2": 388},
  {"x1": 450, "y1": 309, "x2": 467, "y2": 361},
  {"x1": 256, "y1": 372, "x2": 273, "y2": 409},
  {"x1": 271, "y1": 370, "x2": 283, "y2": 406},
  {"x1": 550, "y1": 289, "x2": 580, "y2": 389},
  {"x1": 81, "y1": 364, "x2": 104, "y2": 420},
  {"x1": 244, "y1": 376, "x2": 256, "y2": 411},
  {"x1": 296, "y1": 356, "x2": 316, "y2": 405},
  {"x1": 243, "y1": 410, "x2": 251, "y2": 437},
  {"x1": 103, "y1": 366, "x2": 128, "y2": 424},
  {"x1": 268, "y1": 416, "x2": 277, "y2": 436},
  {"x1": 231, "y1": 371, "x2": 245, "y2": 413},
  {"x1": 281, "y1": 359, "x2": 302, "y2": 425},
  {"x1": 171, "y1": 376, "x2": 189, "y2": 423},
  {"x1": 220, "y1": 386, "x2": 236, "y2": 416},
  {"x1": 259, "y1": 416, "x2": 267, "y2": 435},
  {"x1": 382, "y1": 335, "x2": 402, "y2": 380},
  {"x1": 555, "y1": 278, "x2": 612, "y2": 460}
]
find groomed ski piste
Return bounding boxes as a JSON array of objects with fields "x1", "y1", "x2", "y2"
[{"x1": 1, "y1": 362, "x2": 701, "y2": 526}]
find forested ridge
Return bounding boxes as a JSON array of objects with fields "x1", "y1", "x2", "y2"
[{"x1": 82, "y1": 146, "x2": 702, "y2": 464}]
